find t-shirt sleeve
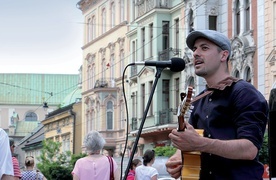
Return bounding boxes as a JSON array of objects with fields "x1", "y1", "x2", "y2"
[
  {"x1": 72, "y1": 159, "x2": 80, "y2": 177},
  {"x1": 151, "y1": 167, "x2": 158, "y2": 178}
]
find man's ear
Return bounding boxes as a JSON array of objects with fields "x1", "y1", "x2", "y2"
[{"x1": 221, "y1": 50, "x2": 229, "y2": 62}]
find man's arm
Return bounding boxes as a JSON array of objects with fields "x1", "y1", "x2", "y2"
[{"x1": 169, "y1": 122, "x2": 258, "y2": 160}]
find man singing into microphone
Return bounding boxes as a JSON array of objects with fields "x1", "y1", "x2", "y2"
[{"x1": 165, "y1": 30, "x2": 268, "y2": 179}]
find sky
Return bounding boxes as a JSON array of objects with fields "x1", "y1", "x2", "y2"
[{"x1": 0, "y1": 0, "x2": 84, "y2": 74}]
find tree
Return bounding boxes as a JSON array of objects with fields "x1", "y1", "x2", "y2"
[
  {"x1": 154, "y1": 146, "x2": 177, "y2": 157},
  {"x1": 37, "y1": 140, "x2": 73, "y2": 180},
  {"x1": 259, "y1": 131, "x2": 269, "y2": 165}
]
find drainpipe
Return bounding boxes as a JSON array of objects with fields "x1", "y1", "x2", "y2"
[{"x1": 70, "y1": 109, "x2": 76, "y2": 154}]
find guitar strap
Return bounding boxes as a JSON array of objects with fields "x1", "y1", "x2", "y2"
[
  {"x1": 191, "y1": 76, "x2": 241, "y2": 134},
  {"x1": 192, "y1": 76, "x2": 240, "y2": 103}
]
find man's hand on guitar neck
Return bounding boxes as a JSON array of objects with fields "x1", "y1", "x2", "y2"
[
  {"x1": 169, "y1": 121, "x2": 203, "y2": 152},
  {"x1": 165, "y1": 150, "x2": 182, "y2": 179}
]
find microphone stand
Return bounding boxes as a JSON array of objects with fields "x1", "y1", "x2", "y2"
[{"x1": 123, "y1": 67, "x2": 164, "y2": 180}]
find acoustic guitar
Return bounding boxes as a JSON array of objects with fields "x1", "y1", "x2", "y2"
[{"x1": 177, "y1": 86, "x2": 203, "y2": 180}]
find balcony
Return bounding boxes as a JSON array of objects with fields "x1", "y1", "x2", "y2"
[
  {"x1": 94, "y1": 78, "x2": 116, "y2": 88},
  {"x1": 158, "y1": 48, "x2": 181, "y2": 61},
  {"x1": 157, "y1": 109, "x2": 173, "y2": 125},
  {"x1": 130, "y1": 66, "x2": 138, "y2": 77},
  {"x1": 131, "y1": 117, "x2": 138, "y2": 131},
  {"x1": 137, "y1": 0, "x2": 171, "y2": 17}
]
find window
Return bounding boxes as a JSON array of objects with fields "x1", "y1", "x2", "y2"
[
  {"x1": 102, "y1": 8, "x2": 106, "y2": 34},
  {"x1": 106, "y1": 101, "x2": 113, "y2": 129},
  {"x1": 175, "y1": 78, "x2": 179, "y2": 108},
  {"x1": 162, "y1": 80, "x2": 170, "y2": 110},
  {"x1": 188, "y1": 9, "x2": 194, "y2": 32},
  {"x1": 87, "y1": 55, "x2": 95, "y2": 89},
  {"x1": 87, "y1": 18, "x2": 92, "y2": 42},
  {"x1": 110, "y1": 54, "x2": 115, "y2": 80},
  {"x1": 141, "y1": 28, "x2": 145, "y2": 60},
  {"x1": 141, "y1": 84, "x2": 145, "y2": 117},
  {"x1": 162, "y1": 21, "x2": 169, "y2": 50},
  {"x1": 62, "y1": 134, "x2": 70, "y2": 152},
  {"x1": 102, "y1": 58, "x2": 106, "y2": 80},
  {"x1": 245, "y1": 67, "x2": 251, "y2": 83},
  {"x1": 149, "y1": 23, "x2": 153, "y2": 57},
  {"x1": 149, "y1": 81, "x2": 153, "y2": 116},
  {"x1": 111, "y1": 2, "x2": 115, "y2": 28},
  {"x1": 131, "y1": 91, "x2": 137, "y2": 118},
  {"x1": 25, "y1": 112, "x2": 37, "y2": 121},
  {"x1": 92, "y1": 16, "x2": 96, "y2": 40},
  {"x1": 120, "y1": 103, "x2": 125, "y2": 129},
  {"x1": 120, "y1": 50, "x2": 125, "y2": 76},
  {"x1": 132, "y1": 41, "x2": 136, "y2": 62},
  {"x1": 175, "y1": 19, "x2": 179, "y2": 49},
  {"x1": 234, "y1": 70, "x2": 240, "y2": 78},
  {"x1": 209, "y1": 16, "x2": 217, "y2": 30},
  {"x1": 235, "y1": 0, "x2": 240, "y2": 35},
  {"x1": 120, "y1": 0, "x2": 125, "y2": 22},
  {"x1": 245, "y1": 0, "x2": 250, "y2": 31}
]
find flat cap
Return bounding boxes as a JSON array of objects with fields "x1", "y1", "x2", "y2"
[{"x1": 186, "y1": 30, "x2": 231, "y2": 56}]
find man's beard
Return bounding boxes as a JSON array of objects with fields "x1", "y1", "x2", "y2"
[{"x1": 195, "y1": 67, "x2": 207, "y2": 77}]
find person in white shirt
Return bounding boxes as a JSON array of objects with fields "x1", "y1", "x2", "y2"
[
  {"x1": 0, "y1": 128, "x2": 14, "y2": 180},
  {"x1": 135, "y1": 149, "x2": 158, "y2": 180}
]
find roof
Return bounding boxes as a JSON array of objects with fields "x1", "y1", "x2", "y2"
[
  {"x1": 18, "y1": 124, "x2": 44, "y2": 146},
  {"x1": 0, "y1": 73, "x2": 79, "y2": 105},
  {"x1": 61, "y1": 87, "x2": 82, "y2": 107},
  {"x1": 15, "y1": 121, "x2": 41, "y2": 136}
]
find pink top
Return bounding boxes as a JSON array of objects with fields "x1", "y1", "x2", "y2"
[
  {"x1": 72, "y1": 156, "x2": 117, "y2": 180},
  {"x1": 12, "y1": 157, "x2": 21, "y2": 178},
  {"x1": 126, "y1": 169, "x2": 135, "y2": 180}
]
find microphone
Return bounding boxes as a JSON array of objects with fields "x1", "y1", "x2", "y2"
[{"x1": 133, "y1": 57, "x2": 185, "y2": 72}]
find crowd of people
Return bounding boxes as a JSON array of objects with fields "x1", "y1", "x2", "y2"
[{"x1": 0, "y1": 130, "x2": 46, "y2": 180}]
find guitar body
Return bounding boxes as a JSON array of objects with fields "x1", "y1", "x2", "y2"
[
  {"x1": 177, "y1": 87, "x2": 203, "y2": 180},
  {"x1": 181, "y1": 129, "x2": 203, "y2": 180}
]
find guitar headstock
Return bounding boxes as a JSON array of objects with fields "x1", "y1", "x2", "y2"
[{"x1": 177, "y1": 86, "x2": 194, "y2": 131}]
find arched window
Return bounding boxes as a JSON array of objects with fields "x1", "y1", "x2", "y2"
[
  {"x1": 102, "y1": 8, "x2": 106, "y2": 34},
  {"x1": 234, "y1": 70, "x2": 240, "y2": 78},
  {"x1": 25, "y1": 112, "x2": 38, "y2": 121},
  {"x1": 106, "y1": 101, "x2": 113, "y2": 130},
  {"x1": 87, "y1": 18, "x2": 92, "y2": 42},
  {"x1": 120, "y1": 0, "x2": 125, "y2": 22},
  {"x1": 245, "y1": 67, "x2": 251, "y2": 83},
  {"x1": 111, "y1": 2, "x2": 115, "y2": 28}
]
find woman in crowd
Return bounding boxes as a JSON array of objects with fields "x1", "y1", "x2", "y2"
[
  {"x1": 72, "y1": 130, "x2": 120, "y2": 180},
  {"x1": 21, "y1": 156, "x2": 45, "y2": 180},
  {"x1": 9, "y1": 138, "x2": 21, "y2": 180},
  {"x1": 126, "y1": 159, "x2": 141, "y2": 180},
  {"x1": 135, "y1": 149, "x2": 158, "y2": 180}
]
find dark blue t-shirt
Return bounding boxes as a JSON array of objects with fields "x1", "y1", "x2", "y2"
[{"x1": 189, "y1": 79, "x2": 268, "y2": 180}]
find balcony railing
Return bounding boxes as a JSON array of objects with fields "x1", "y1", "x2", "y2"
[
  {"x1": 131, "y1": 117, "x2": 138, "y2": 130},
  {"x1": 158, "y1": 48, "x2": 181, "y2": 61},
  {"x1": 130, "y1": 66, "x2": 138, "y2": 77},
  {"x1": 158, "y1": 109, "x2": 173, "y2": 125},
  {"x1": 94, "y1": 78, "x2": 116, "y2": 88},
  {"x1": 137, "y1": 0, "x2": 171, "y2": 17}
]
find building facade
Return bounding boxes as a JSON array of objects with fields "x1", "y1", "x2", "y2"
[
  {"x1": 265, "y1": 0, "x2": 276, "y2": 99},
  {"x1": 77, "y1": 0, "x2": 129, "y2": 157}
]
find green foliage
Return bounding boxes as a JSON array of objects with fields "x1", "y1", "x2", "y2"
[
  {"x1": 37, "y1": 139, "x2": 85, "y2": 180},
  {"x1": 154, "y1": 146, "x2": 177, "y2": 157},
  {"x1": 259, "y1": 131, "x2": 269, "y2": 165}
]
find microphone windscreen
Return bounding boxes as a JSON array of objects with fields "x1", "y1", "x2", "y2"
[{"x1": 170, "y1": 58, "x2": 185, "y2": 72}]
